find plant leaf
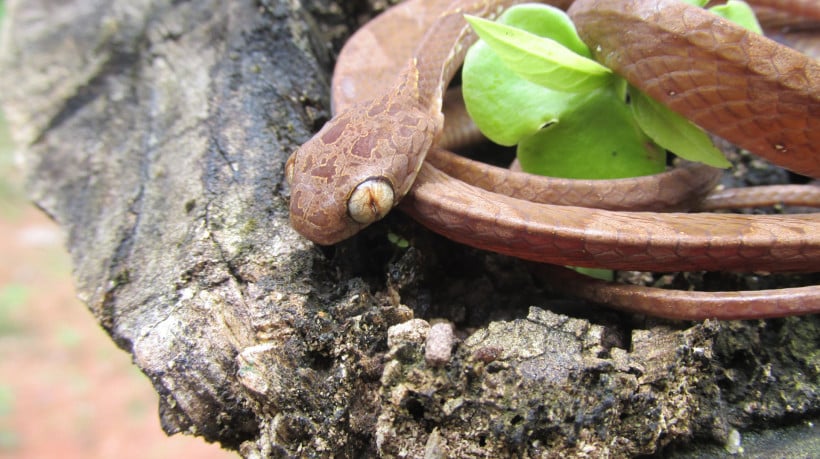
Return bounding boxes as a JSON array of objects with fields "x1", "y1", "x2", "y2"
[
  {"x1": 709, "y1": 0, "x2": 762, "y2": 34},
  {"x1": 463, "y1": 5, "x2": 666, "y2": 178},
  {"x1": 462, "y1": 4, "x2": 604, "y2": 146},
  {"x1": 462, "y1": 39, "x2": 583, "y2": 146},
  {"x1": 465, "y1": 15, "x2": 611, "y2": 93},
  {"x1": 517, "y1": 86, "x2": 666, "y2": 179},
  {"x1": 490, "y1": 3, "x2": 592, "y2": 58},
  {"x1": 631, "y1": 88, "x2": 731, "y2": 168}
]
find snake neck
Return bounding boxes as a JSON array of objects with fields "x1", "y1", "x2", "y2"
[
  {"x1": 411, "y1": 1, "x2": 500, "y2": 110},
  {"x1": 412, "y1": 1, "x2": 572, "y2": 111}
]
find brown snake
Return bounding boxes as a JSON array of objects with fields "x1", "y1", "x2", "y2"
[{"x1": 286, "y1": 0, "x2": 820, "y2": 319}]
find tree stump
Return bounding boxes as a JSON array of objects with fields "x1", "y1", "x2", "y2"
[{"x1": 1, "y1": 0, "x2": 817, "y2": 456}]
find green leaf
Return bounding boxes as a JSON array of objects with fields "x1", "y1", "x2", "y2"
[
  {"x1": 463, "y1": 4, "x2": 666, "y2": 178},
  {"x1": 462, "y1": 39, "x2": 583, "y2": 146},
  {"x1": 387, "y1": 231, "x2": 410, "y2": 249},
  {"x1": 679, "y1": 0, "x2": 709, "y2": 6},
  {"x1": 631, "y1": 88, "x2": 731, "y2": 168},
  {"x1": 489, "y1": 3, "x2": 592, "y2": 58},
  {"x1": 517, "y1": 85, "x2": 666, "y2": 179},
  {"x1": 709, "y1": 0, "x2": 762, "y2": 34},
  {"x1": 465, "y1": 15, "x2": 611, "y2": 93},
  {"x1": 574, "y1": 267, "x2": 613, "y2": 282},
  {"x1": 462, "y1": 5, "x2": 600, "y2": 146}
]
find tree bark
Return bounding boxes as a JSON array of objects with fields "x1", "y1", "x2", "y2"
[{"x1": 1, "y1": 0, "x2": 817, "y2": 457}]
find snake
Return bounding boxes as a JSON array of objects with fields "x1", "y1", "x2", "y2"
[{"x1": 285, "y1": 0, "x2": 820, "y2": 319}]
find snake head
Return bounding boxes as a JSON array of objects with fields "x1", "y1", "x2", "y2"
[{"x1": 287, "y1": 59, "x2": 443, "y2": 245}]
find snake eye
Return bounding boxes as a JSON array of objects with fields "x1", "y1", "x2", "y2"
[{"x1": 347, "y1": 177, "x2": 395, "y2": 224}]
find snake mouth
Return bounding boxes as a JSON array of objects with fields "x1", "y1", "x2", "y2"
[
  {"x1": 289, "y1": 207, "x2": 357, "y2": 246},
  {"x1": 347, "y1": 177, "x2": 395, "y2": 224}
]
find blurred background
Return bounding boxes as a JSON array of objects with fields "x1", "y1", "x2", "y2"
[{"x1": 0, "y1": 2, "x2": 235, "y2": 457}]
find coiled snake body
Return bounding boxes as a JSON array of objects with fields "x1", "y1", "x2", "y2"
[{"x1": 286, "y1": 0, "x2": 820, "y2": 319}]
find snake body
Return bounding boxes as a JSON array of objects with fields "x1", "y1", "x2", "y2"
[{"x1": 286, "y1": 0, "x2": 820, "y2": 319}]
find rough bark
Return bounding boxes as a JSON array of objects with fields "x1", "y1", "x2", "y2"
[{"x1": 0, "y1": 0, "x2": 817, "y2": 457}]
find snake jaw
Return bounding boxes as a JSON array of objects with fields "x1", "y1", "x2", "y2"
[{"x1": 347, "y1": 177, "x2": 395, "y2": 224}]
